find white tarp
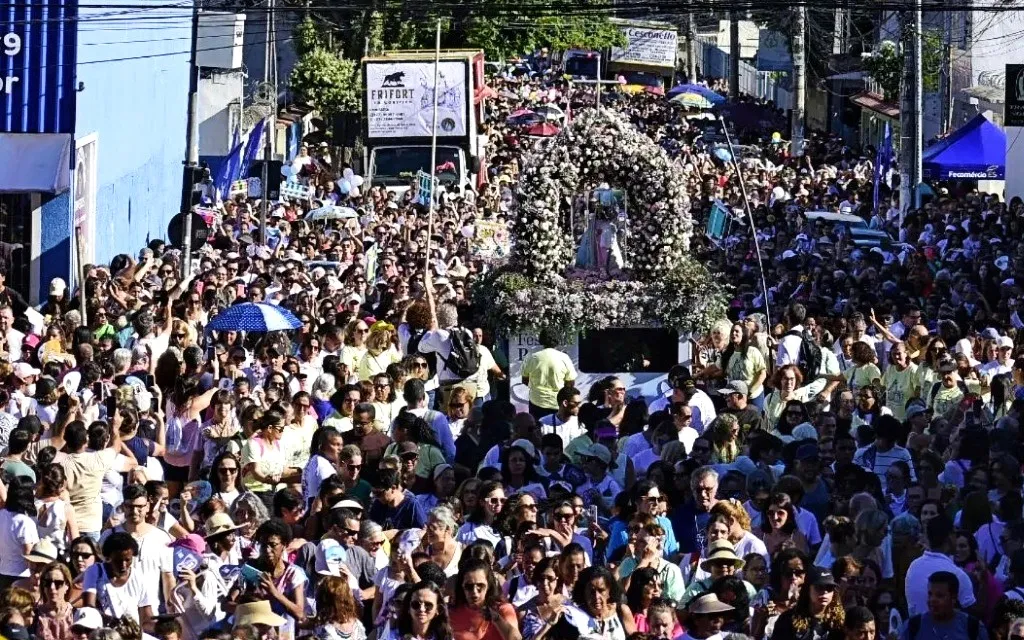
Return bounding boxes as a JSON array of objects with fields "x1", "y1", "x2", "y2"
[
  {"x1": 0, "y1": 133, "x2": 71, "y2": 193},
  {"x1": 609, "y1": 26, "x2": 678, "y2": 68},
  {"x1": 365, "y1": 61, "x2": 468, "y2": 139}
]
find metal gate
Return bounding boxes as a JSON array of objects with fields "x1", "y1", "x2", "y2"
[{"x1": 0, "y1": 195, "x2": 33, "y2": 301}]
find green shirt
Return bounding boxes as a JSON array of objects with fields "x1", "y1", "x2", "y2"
[
  {"x1": 617, "y1": 557, "x2": 685, "y2": 603},
  {"x1": 521, "y1": 348, "x2": 577, "y2": 409}
]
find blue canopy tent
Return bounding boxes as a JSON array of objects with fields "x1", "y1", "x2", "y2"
[{"x1": 922, "y1": 114, "x2": 1006, "y2": 180}]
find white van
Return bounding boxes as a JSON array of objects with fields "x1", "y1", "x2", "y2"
[{"x1": 508, "y1": 328, "x2": 693, "y2": 410}]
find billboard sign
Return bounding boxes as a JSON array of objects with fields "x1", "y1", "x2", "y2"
[
  {"x1": 365, "y1": 60, "x2": 468, "y2": 139},
  {"x1": 609, "y1": 25, "x2": 678, "y2": 68}
]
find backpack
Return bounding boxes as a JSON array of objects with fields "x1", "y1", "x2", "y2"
[
  {"x1": 784, "y1": 329, "x2": 822, "y2": 382},
  {"x1": 407, "y1": 329, "x2": 438, "y2": 378},
  {"x1": 928, "y1": 379, "x2": 968, "y2": 405},
  {"x1": 907, "y1": 613, "x2": 979, "y2": 640},
  {"x1": 438, "y1": 326, "x2": 481, "y2": 380}
]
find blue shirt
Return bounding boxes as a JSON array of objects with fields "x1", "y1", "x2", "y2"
[
  {"x1": 669, "y1": 501, "x2": 712, "y2": 555},
  {"x1": 899, "y1": 612, "x2": 988, "y2": 640},
  {"x1": 608, "y1": 515, "x2": 679, "y2": 558},
  {"x1": 368, "y1": 490, "x2": 427, "y2": 531}
]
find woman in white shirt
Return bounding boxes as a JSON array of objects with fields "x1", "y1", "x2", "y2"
[
  {"x1": 0, "y1": 481, "x2": 40, "y2": 590},
  {"x1": 456, "y1": 481, "x2": 505, "y2": 549}
]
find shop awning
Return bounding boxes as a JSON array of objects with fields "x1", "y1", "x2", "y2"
[
  {"x1": 0, "y1": 133, "x2": 72, "y2": 193},
  {"x1": 851, "y1": 91, "x2": 900, "y2": 119}
]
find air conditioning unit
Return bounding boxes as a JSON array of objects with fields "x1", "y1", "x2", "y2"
[{"x1": 197, "y1": 12, "x2": 246, "y2": 70}]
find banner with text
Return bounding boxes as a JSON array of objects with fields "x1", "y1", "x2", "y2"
[{"x1": 609, "y1": 26, "x2": 678, "y2": 69}]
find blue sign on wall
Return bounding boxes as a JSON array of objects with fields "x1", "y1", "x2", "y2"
[{"x1": 1, "y1": 0, "x2": 78, "y2": 133}]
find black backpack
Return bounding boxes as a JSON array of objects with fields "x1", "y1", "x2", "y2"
[
  {"x1": 439, "y1": 326, "x2": 481, "y2": 380},
  {"x1": 907, "y1": 613, "x2": 979, "y2": 640},
  {"x1": 407, "y1": 328, "x2": 438, "y2": 378},
  {"x1": 928, "y1": 379, "x2": 968, "y2": 405},
  {"x1": 785, "y1": 328, "x2": 822, "y2": 382}
]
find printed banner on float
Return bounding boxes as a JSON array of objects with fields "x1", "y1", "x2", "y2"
[{"x1": 365, "y1": 61, "x2": 468, "y2": 138}]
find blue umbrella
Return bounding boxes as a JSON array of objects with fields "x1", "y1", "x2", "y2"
[
  {"x1": 207, "y1": 302, "x2": 302, "y2": 333},
  {"x1": 667, "y1": 83, "x2": 726, "y2": 104}
]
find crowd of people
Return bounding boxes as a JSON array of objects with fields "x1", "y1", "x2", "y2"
[{"x1": 0, "y1": 54, "x2": 1020, "y2": 640}]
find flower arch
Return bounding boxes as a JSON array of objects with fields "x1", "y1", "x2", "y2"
[{"x1": 477, "y1": 108, "x2": 729, "y2": 339}]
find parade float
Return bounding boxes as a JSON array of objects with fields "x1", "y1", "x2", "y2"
[{"x1": 476, "y1": 108, "x2": 730, "y2": 343}]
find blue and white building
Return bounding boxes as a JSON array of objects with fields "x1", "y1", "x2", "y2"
[{"x1": 1, "y1": 0, "x2": 191, "y2": 303}]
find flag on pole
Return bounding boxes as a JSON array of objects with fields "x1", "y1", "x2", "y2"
[
  {"x1": 214, "y1": 118, "x2": 268, "y2": 201},
  {"x1": 873, "y1": 122, "x2": 893, "y2": 213}
]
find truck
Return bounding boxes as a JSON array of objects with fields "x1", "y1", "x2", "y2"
[
  {"x1": 362, "y1": 49, "x2": 488, "y2": 196},
  {"x1": 561, "y1": 20, "x2": 679, "y2": 94}
]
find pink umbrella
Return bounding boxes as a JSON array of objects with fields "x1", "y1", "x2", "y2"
[{"x1": 526, "y1": 122, "x2": 560, "y2": 137}]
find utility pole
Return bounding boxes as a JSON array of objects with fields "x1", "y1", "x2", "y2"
[
  {"x1": 941, "y1": 10, "x2": 953, "y2": 133},
  {"x1": 912, "y1": 4, "x2": 923, "y2": 208},
  {"x1": 791, "y1": 6, "x2": 806, "y2": 156},
  {"x1": 729, "y1": 11, "x2": 740, "y2": 98},
  {"x1": 259, "y1": 0, "x2": 275, "y2": 242},
  {"x1": 180, "y1": 0, "x2": 201, "y2": 278},
  {"x1": 898, "y1": 11, "x2": 912, "y2": 218},
  {"x1": 687, "y1": 12, "x2": 697, "y2": 82}
]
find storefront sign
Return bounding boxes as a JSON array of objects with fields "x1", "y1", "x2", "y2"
[
  {"x1": 1, "y1": 0, "x2": 79, "y2": 133},
  {"x1": 1005, "y1": 64, "x2": 1024, "y2": 127}
]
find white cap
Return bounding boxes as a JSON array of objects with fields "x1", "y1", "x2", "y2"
[
  {"x1": 12, "y1": 362, "x2": 40, "y2": 380},
  {"x1": 998, "y1": 336, "x2": 1014, "y2": 350},
  {"x1": 49, "y1": 277, "x2": 66, "y2": 296},
  {"x1": 71, "y1": 608, "x2": 103, "y2": 631}
]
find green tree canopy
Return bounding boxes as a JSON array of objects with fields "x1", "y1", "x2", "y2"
[{"x1": 289, "y1": 48, "x2": 361, "y2": 115}]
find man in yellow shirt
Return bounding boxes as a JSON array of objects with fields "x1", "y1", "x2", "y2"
[{"x1": 521, "y1": 330, "x2": 577, "y2": 419}]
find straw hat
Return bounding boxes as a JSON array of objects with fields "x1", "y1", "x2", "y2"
[
  {"x1": 233, "y1": 601, "x2": 286, "y2": 628},
  {"x1": 699, "y1": 539, "x2": 745, "y2": 572},
  {"x1": 24, "y1": 540, "x2": 59, "y2": 565},
  {"x1": 204, "y1": 513, "x2": 244, "y2": 539},
  {"x1": 688, "y1": 593, "x2": 736, "y2": 615}
]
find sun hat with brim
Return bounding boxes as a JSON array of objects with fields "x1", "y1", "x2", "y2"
[
  {"x1": 579, "y1": 443, "x2": 613, "y2": 466},
  {"x1": 204, "y1": 513, "x2": 245, "y2": 539},
  {"x1": 234, "y1": 601, "x2": 286, "y2": 628},
  {"x1": 688, "y1": 593, "x2": 736, "y2": 615},
  {"x1": 699, "y1": 540, "x2": 745, "y2": 572},
  {"x1": 23, "y1": 540, "x2": 59, "y2": 565}
]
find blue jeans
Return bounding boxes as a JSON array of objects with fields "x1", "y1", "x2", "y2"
[{"x1": 750, "y1": 392, "x2": 765, "y2": 411}]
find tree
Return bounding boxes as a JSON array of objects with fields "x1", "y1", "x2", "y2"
[
  {"x1": 289, "y1": 49, "x2": 360, "y2": 115},
  {"x1": 864, "y1": 31, "x2": 942, "y2": 102}
]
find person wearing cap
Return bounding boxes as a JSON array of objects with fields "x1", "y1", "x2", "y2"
[
  {"x1": 681, "y1": 593, "x2": 734, "y2": 640},
  {"x1": 650, "y1": 371, "x2": 717, "y2": 433},
  {"x1": 577, "y1": 442, "x2": 621, "y2": 518},
  {"x1": 385, "y1": 413, "x2": 445, "y2": 485},
  {"x1": 166, "y1": 533, "x2": 227, "y2": 640},
  {"x1": 980, "y1": 335, "x2": 1015, "y2": 386},
  {"x1": 770, "y1": 567, "x2": 845, "y2": 640},
  {"x1": 718, "y1": 380, "x2": 761, "y2": 439},
  {"x1": 70, "y1": 607, "x2": 104, "y2": 638},
  {"x1": 7, "y1": 362, "x2": 40, "y2": 419}
]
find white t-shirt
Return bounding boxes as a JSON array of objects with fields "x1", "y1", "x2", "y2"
[
  {"x1": 539, "y1": 414, "x2": 585, "y2": 449},
  {"x1": 905, "y1": 551, "x2": 976, "y2": 616},
  {"x1": 475, "y1": 345, "x2": 497, "y2": 399},
  {"x1": 100, "y1": 525, "x2": 172, "y2": 586},
  {"x1": 303, "y1": 454, "x2": 337, "y2": 504},
  {"x1": 0, "y1": 510, "x2": 39, "y2": 577},
  {"x1": 83, "y1": 561, "x2": 158, "y2": 623}
]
